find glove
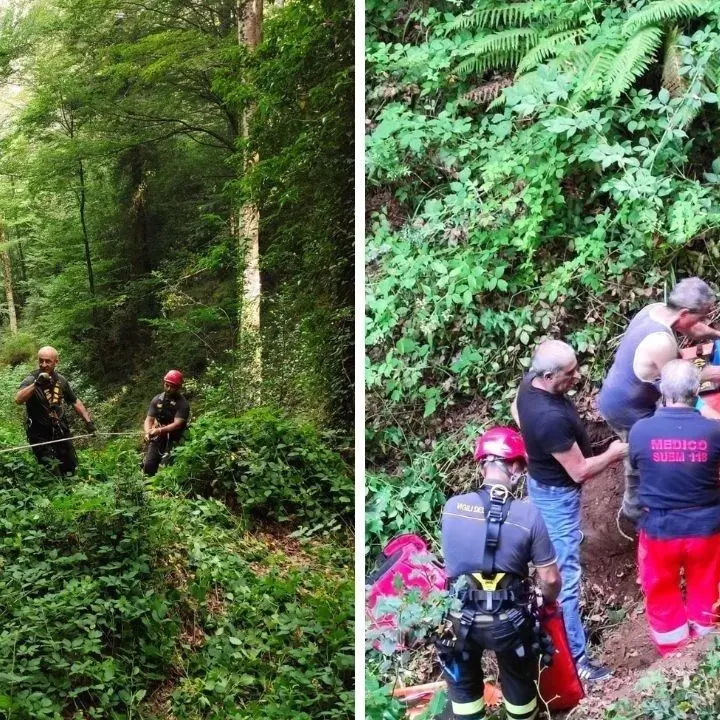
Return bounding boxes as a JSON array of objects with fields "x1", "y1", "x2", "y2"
[
  {"x1": 36, "y1": 372, "x2": 52, "y2": 388},
  {"x1": 85, "y1": 420, "x2": 96, "y2": 435}
]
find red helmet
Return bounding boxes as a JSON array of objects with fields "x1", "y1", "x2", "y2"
[
  {"x1": 474, "y1": 427, "x2": 527, "y2": 463},
  {"x1": 163, "y1": 369, "x2": 184, "y2": 387}
]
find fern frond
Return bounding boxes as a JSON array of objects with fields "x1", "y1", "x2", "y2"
[
  {"x1": 623, "y1": 0, "x2": 713, "y2": 35},
  {"x1": 464, "y1": 76, "x2": 514, "y2": 105},
  {"x1": 516, "y1": 28, "x2": 585, "y2": 75},
  {"x1": 706, "y1": 56, "x2": 720, "y2": 91},
  {"x1": 454, "y1": 27, "x2": 539, "y2": 76},
  {"x1": 453, "y1": 2, "x2": 552, "y2": 30},
  {"x1": 662, "y1": 27, "x2": 685, "y2": 97},
  {"x1": 569, "y1": 49, "x2": 619, "y2": 109},
  {"x1": 456, "y1": 50, "x2": 523, "y2": 78},
  {"x1": 607, "y1": 25, "x2": 664, "y2": 99}
]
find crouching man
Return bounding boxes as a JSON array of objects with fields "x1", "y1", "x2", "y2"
[
  {"x1": 629, "y1": 359, "x2": 720, "y2": 654},
  {"x1": 440, "y1": 427, "x2": 561, "y2": 720}
]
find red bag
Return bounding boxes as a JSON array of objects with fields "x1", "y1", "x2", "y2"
[{"x1": 537, "y1": 603, "x2": 585, "y2": 711}]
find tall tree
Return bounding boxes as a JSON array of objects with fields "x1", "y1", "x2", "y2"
[
  {"x1": 0, "y1": 224, "x2": 17, "y2": 333},
  {"x1": 238, "y1": 0, "x2": 263, "y2": 399}
]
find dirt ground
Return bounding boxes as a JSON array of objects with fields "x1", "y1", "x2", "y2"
[{"x1": 579, "y1": 458, "x2": 657, "y2": 673}]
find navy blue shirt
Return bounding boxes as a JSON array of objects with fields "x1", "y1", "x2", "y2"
[
  {"x1": 629, "y1": 406, "x2": 720, "y2": 539},
  {"x1": 441, "y1": 487, "x2": 556, "y2": 578}
]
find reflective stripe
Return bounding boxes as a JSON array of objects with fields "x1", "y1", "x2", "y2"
[
  {"x1": 690, "y1": 621, "x2": 714, "y2": 637},
  {"x1": 651, "y1": 623, "x2": 689, "y2": 645},
  {"x1": 504, "y1": 697, "x2": 537, "y2": 716},
  {"x1": 451, "y1": 698, "x2": 485, "y2": 716}
]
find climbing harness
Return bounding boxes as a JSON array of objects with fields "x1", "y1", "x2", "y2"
[{"x1": 437, "y1": 484, "x2": 537, "y2": 671}]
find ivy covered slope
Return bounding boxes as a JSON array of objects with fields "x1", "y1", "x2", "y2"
[
  {"x1": 0, "y1": 365, "x2": 353, "y2": 720},
  {"x1": 366, "y1": 0, "x2": 720, "y2": 455}
]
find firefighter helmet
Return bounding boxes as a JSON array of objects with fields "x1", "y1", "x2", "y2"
[
  {"x1": 163, "y1": 369, "x2": 184, "y2": 387},
  {"x1": 474, "y1": 427, "x2": 527, "y2": 463}
]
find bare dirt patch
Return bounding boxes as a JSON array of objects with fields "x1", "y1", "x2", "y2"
[{"x1": 580, "y1": 458, "x2": 659, "y2": 676}]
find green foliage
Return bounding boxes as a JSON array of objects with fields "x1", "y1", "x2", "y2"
[
  {"x1": 0, "y1": 456, "x2": 175, "y2": 719},
  {"x1": 606, "y1": 637, "x2": 720, "y2": 718},
  {"x1": 168, "y1": 520, "x2": 354, "y2": 720},
  {"x1": 0, "y1": 431, "x2": 353, "y2": 719},
  {"x1": 0, "y1": 332, "x2": 36, "y2": 366},
  {"x1": 165, "y1": 408, "x2": 353, "y2": 532},
  {"x1": 366, "y1": 0, "x2": 720, "y2": 440},
  {"x1": 0, "y1": 0, "x2": 352, "y2": 430}
]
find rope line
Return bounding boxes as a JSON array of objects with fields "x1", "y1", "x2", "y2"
[{"x1": 0, "y1": 431, "x2": 142, "y2": 455}]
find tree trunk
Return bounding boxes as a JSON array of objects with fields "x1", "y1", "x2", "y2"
[
  {"x1": 0, "y1": 224, "x2": 18, "y2": 333},
  {"x1": 76, "y1": 159, "x2": 95, "y2": 297},
  {"x1": 237, "y1": 0, "x2": 263, "y2": 400},
  {"x1": 127, "y1": 146, "x2": 150, "y2": 275}
]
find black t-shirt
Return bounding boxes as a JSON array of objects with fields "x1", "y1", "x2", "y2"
[
  {"x1": 19, "y1": 370, "x2": 77, "y2": 440},
  {"x1": 147, "y1": 392, "x2": 190, "y2": 442},
  {"x1": 516, "y1": 376, "x2": 592, "y2": 487}
]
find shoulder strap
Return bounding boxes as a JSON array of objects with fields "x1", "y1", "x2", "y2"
[{"x1": 477, "y1": 485, "x2": 513, "y2": 574}]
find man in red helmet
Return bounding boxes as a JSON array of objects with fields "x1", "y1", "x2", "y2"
[
  {"x1": 142, "y1": 370, "x2": 190, "y2": 476},
  {"x1": 440, "y1": 427, "x2": 562, "y2": 720}
]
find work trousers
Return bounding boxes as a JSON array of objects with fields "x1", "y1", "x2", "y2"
[
  {"x1": 605, "y1": 423, "x2": 642, "y2": 522},
  {"x1": 443, "y1": 625, "x2": 538, "y2": 720},
  {"x1": 638, "y1": 531, "x2": 720, "y2": 655},
  {"x1": 142, "y1": 436, "x2": 171, "y2": 476},
  {"x1": 31, "y1": 436, "x2": 77, "y2": 475},
  {"x1": 528, "y1": 478, "x2": 586, "y2": 660}
]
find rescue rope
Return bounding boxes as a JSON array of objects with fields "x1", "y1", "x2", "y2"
[{"x1": 0, "y1": 431, "x2": 142, "y2": 455}]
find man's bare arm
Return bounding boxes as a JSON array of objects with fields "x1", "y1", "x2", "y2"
[
  {"x1": 536, "y1": 563, "x2": 562, "y2": 603},
  {"x1": 149, "y1": 417, "x2": 186, "y2": 438},
  {"x1": 552, "y1": 440, "x2": 627, "y2": 484},
  {"x1": 510, "y1": 393, "x2": 520, "y2": 427},
  {"x1": 683, "y1": 321, "x2": 720, "y2": 341},
  {"x1": 72, "y1": 399, "x2": 92, "y2": 424},
  {"x1": 15, "y1": 383, "x2": 36, "y2": 405}
]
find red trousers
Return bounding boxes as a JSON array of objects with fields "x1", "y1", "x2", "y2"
[{"x1": 638, "y1": 531, "x2": 720, "y2": 655}]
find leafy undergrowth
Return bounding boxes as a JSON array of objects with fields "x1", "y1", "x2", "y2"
[
  {"x1": 0, "y1": 417, "x2": 353, "y2": 719},
  {"x1": 165, "y1": 408, "x2": 353, "y2": 536},
  {"x1": 604, "y1": 637, "x2": 720, "y2": 720}
]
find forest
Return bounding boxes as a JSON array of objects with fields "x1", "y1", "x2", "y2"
[
  {"x1": 366, "y1": 0, "x2": 720, "y2": 717},
  {"x1": 0, "y1": 0, "x2": 354, "y2": 718}
]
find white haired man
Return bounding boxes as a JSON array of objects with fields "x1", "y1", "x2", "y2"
[
  {"x1": 597, "y1": 278, "x2": 720, "y2": 537},
  {"x1": 629, "y1": 359, "x2": 720, "y2": 654},
  {"x1": 512, "y1": 340, "x2": 627, "y2": 682}
]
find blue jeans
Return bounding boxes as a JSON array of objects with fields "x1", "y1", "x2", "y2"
[{"x1": 528, "y1": 477, "x2": 586, "y2": 659}]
